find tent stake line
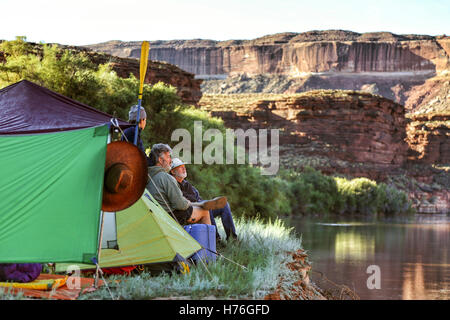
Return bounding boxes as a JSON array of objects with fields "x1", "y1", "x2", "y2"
[{"x1": 202, "y1": 247, "x2": 249, "y2": 272}]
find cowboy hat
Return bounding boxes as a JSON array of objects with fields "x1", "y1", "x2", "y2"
[{"x1": 102, "y1": 141, "x2": 148, "y2": 212}]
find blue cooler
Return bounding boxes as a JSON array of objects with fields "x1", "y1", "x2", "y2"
[{"x1": 183, "y1": 224, "x2": 217, "y2": 263}]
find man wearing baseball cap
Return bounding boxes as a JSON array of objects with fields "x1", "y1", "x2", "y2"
[{"x1": 170, "y1": 158, "x2": 238, "y2": 242}]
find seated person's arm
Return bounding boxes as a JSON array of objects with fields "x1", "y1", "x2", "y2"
[
  {"x1": 165, "y1": 177, "x2": 191, "y2": 211},
  {"x1": 192, "y1": 185, "x2": 203, "y2": 202}
]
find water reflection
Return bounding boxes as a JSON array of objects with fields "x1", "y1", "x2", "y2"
[
  {"x1": 334, "y1": 232, "x2": 375, "y2": 263},
  {"x1": 285, "y1": 214, "x2": 450, "y2": 300},
  {"x1": 402, "y1": 262, "x2": 426, "y2": 300}
]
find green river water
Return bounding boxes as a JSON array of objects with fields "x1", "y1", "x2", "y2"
[{"x1": 284, "y1": 213, "x2": 449, "y2": 300}]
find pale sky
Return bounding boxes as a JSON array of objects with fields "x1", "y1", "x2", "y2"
[{"x1": 1, "y1": 0, "x2": 449, "y2": 45}]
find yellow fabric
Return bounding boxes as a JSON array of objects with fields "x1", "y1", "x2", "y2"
[
  {"x1": 180, "y1": 262, "x2": 190, "y2": 274},
  {"x1": 0, "y1": 275, "x2": 68, "y2": 291},
  {"x1": 56, "y1": 189, "x2": 201, "y2": 271}
]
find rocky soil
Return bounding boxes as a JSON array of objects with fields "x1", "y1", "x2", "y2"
[
  {"x1": 263, "y1": 249, "x2": 358, "y2": 300},
  {"x1": 404, "y1": 75, "x2": 450, "y2": 113},
  {"x1": 264, "y1": 249, "x2": 326, "y2": 300}
]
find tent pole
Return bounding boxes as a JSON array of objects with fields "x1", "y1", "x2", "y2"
[{"x1": 94, "y1": 211, "x2": 105, "y2": 288}]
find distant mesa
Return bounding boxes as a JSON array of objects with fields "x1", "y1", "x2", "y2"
[
  {"x1": 85, "y1": 29, "x2": 449, "y2": 77},
  {"x1": 84, "y1": 30, "x2": 450, "y2": 110}
]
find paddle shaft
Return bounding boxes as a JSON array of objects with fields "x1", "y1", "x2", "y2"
[{"x1": 133, "y1": 98, "x2": 143, "y2": 146}]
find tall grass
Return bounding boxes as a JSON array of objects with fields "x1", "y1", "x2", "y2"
[{"x1": 78, "y1": 218, "x2": 302, "y2": 300}]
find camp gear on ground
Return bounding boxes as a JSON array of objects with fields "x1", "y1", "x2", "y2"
[
  {"x1": 0, "y1": 274, "x2": 67, "y2": 290},
  {"x1": 0, "y1": 80, "x2": 130, "y2": 135},
  {"x1": 147, "y1": 166, "x2": 191, "y2": 213},
  {"x1": 0, "y1": 274, "x2": 103, "y2": 300},
  {"x1": 0, "y1": 125, "x2": 109, "y2": 264},
  {"x1": 55, "y1": 189, "x2": 202, "y2": 273},
  {"x1": 183, "y1": 224, "x2": 217, "y2": 263},
  {"x1": 101, "y1": 266, "x2": 136, "y2": 275},
  {"x1": 192, "y1": 196, "x2": 228, "y2": 211},
  {"x1": 102, "y1": 141, "x2": 148, "y2": 212},
  {"x1": 0, "y1": 263, "x2": 42, "y2": 283}
]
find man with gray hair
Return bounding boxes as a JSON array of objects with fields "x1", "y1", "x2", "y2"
[
  {"x1": 122, "y1": 105, "x2": 147, "y2": 153},
  {"x1": 147, "y1": 143, "x2": 220, "y2": 226}
]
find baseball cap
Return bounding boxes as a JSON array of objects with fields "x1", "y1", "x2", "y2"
[{"x1": 171, "y1": 158, "x2": 186, "y2": 170}]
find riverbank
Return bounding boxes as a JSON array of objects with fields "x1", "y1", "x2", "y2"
[
  {"x1": 264, "y1": 248, "x2": 359, "y2": 300},
  {"x1": 62, "y1": 218, "x2": 328, "y2": 300},
  {"x1": 0, "y1": 216, "x2": 362, "y2": 300}
]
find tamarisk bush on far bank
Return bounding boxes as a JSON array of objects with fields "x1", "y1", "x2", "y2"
[{"x1": 286, "y1": 167, "x2": 414, "y2": 216}]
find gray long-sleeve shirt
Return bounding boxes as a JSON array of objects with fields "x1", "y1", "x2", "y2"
[{"x1": 147, "y1": 166, "x2": 191, "y2": 213}]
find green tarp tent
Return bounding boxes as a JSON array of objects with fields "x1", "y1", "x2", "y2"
[
  {"x1": 0, "y1": 80, "x2": 130, "y2": 264},
  {"x1": 0, "y1": 125, "x2": 109, "y2": 263},
  {"x1": 56, "y1": 189, "x2": 202, "y2": 272},
  {"x1": 1, "y1": 80, "x2": 201, "y2": 270}
]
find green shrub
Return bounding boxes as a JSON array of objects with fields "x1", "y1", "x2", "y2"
[
  {"x1": 288, "y1": 166, "x2": 340, "y2": 215},
  {"x1": 335, "y1": 177, "x2": 413, "y2": 215},
  {"x1": 337, "y1": 177, "x2": 381, "y2": 214},
  {"x1": 378, "y1": 183, "x2": 414, "y2": 214},
  {"x1": 286, "y1": 167, "x2": 414, "y2": 216}
]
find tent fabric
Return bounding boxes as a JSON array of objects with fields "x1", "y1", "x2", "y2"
[
  {"x1": 0, "y1": 125, "x2": 109, "y2": 263},
  {"x1": 56, "y1": 189, "x2": 202, "y2": 272},
  {"x1": 0, "y1": 80, "x2": 131, "y2": 135}
]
